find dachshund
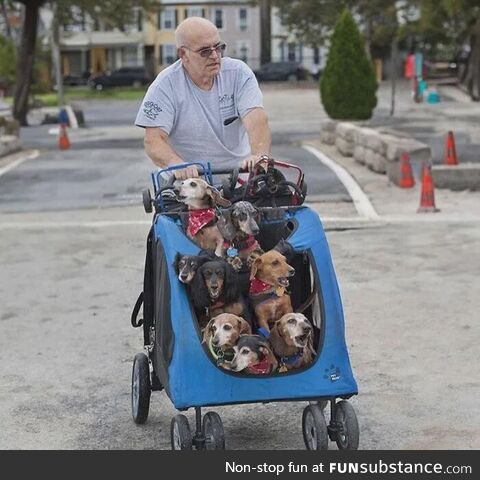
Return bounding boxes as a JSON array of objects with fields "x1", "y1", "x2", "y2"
[
  {"x1": 227, "y1": 335, "x2": 278, "y2": 374},
  {"x1": 218, "y1": 201, "x2": 264, "y2": 267},
  {"x1": 174, "y1": 178, "x2": 231, "y2": 257},
  {"x1": 202, "y1": 313, "x2": 252, "y2": 366},
  {"x1": 174, "y1": 249, "x2": 216, "y2": 284},
  {"x1": 270, "y1": 313, "x2": 315, "y2": 372},
  {"x1": 249, "y1": 250, "x2": 295, "y2": 333},
  {"x1": 190, "y1": 259, "x2": 249, "y2": 328}
]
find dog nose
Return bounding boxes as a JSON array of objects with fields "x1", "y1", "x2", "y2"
[
  {"x1": 288, "y1": 267, "x2": 295, "y2": 276},
  {"x1": 180, "y1": 274, "x2": 188, "y2": 281},
  {"x1": 251, "y1": 225, "x2": 259, "y2": 235},
  {"x1": 212, "y1": 337, "x2": 219, "y2": 346},
  {"x1": 303, "y1": 324, "x2": 312, "y2": 333}
]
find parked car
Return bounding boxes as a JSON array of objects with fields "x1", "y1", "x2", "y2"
[
  {"x1": 88, "y1": 67, "x2": 152, "y2": 90},
  {"x1": 253, "y1": 62, "x2": 310, "y2": 81},
  {"x1": 63, "y1": 72, "x2": 90, "y2": 86}
]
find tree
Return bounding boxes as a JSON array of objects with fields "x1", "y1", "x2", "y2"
[
  {"x1": 12, "y1": 0, "x2": 153, "y2": 126},
  {"x1": 0, "y1": 33, "x2": 16, "y2": 93},
  {"x1": 320, "y1": 10, "x2": 377, "y2": 119}
]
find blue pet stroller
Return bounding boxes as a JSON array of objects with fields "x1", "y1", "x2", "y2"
[{"x1": 130, "y1": 159, "x2": 359, "y2": 450}]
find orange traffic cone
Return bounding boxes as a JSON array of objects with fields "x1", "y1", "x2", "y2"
[
  {"x1": 444, "y1": 131, "x2": 458, "y2": 165},
  {"x1": 399, "y1": 152, "x2": 415, "y2": 188},
  {"x1": 58, "y1": 123, "x2": 71, "y2": 150},
  {"x1": 417, "y1": 163, "x2": 439, "y2": 213}
]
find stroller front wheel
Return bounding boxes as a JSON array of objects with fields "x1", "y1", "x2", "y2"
[
  {"x1": 202, "y1": 411, "x2": 225, "y2": 450},
  {"x1": 333, "y1": 401, "x2": 359, "y2": 450},
  {"x1": 131, "y1": 353, "x2": 151, "y2": 424},
  {"x1": 302, "y1": 404, "x2": 329, "y2": 450},
  {"x1": 171, "y1": 415, "x2": 193, "y2": 450}
]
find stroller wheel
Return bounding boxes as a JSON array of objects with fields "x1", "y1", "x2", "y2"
[
  {"x1": 142, "y1": 189, "x2": 153, "y2": 213},
  {"x1": 333, "y1": 401, "x2": 359, "y2": 450},
  {"x1": 171, "y1": 415, "x2": 192, "y2": 450},
  {"x1": 202, "y1": 412, "x2": 225, "y2": 450},
  {"x1": 131, "y1": 353, "x2": 151, "y2": 424},
  {"x1": 302, "y1": 405, "x2": 328, "y2": 450}
]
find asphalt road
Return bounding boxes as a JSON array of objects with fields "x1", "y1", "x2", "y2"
[{"x1": 4, "y1": 100, "x2": 348, "y2": 214}]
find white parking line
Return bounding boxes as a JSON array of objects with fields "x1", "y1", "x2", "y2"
[
  {"x1": 302, "y1": 144, "x2": 380, "y2": 220},
  {"x1": 0, "y1": 150, "x2": 40, "y2": 178}
]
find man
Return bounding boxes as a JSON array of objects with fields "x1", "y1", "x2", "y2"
[{"x1": 135, "y1": 17, "x2": 271, "y2": 180}]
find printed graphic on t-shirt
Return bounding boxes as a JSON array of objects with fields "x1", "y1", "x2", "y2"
[
  {"x1": 143, "y1": 101, "x2": 162, "y2": 121},
  {"x1": 219, "y1": 93, "x2": 236, "y2": 119}
]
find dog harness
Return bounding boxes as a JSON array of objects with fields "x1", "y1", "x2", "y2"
[
  {"x1": 247, "y1": 357, "x2": 274, "y2": 375},
  {"x1": 187, "y1": 208, "x2": 217, "y2": 237}
]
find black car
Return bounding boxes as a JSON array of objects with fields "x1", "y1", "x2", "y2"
[
  {"x1": 88, "y1": 67, "x2": 152, "y2": 90},
  {"x1": 253, "y1": 62, "x2": 309, "y2": 81}
]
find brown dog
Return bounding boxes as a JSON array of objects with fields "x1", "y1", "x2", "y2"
[
  {"x1": 202, "y1": 314, "x2": 252, "y2": 366},
  {"x1": 270, "y1": 313, "x2": 315, "y2": 372},
  {"x1": 249, "y1": 250, "x2": 295, "y2": 332},
  {"x1": 174, "y1": 178, "x2": 230, "y2": 256}
]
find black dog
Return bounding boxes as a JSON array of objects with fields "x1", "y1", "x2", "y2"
[
  {"x1": 190, "y1": 259, "x2": 250, "y2": 328},
  {"x1": 174, "y1": 249, "x2": 216, "y2": 284}
]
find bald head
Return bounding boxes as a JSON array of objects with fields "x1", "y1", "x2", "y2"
[{"x1": 175, "y1": 17, "x2": 218, "y2": 49}]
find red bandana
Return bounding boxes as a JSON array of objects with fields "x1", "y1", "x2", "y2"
[
  {"x1": 247, "y1": 357, "x2": 273, "y2": 374},
  {"x1": 249, "y1": 277, "x2": 274, "y2": 295},
  {"x1": 187, "y1": 208, "x2": 216, "y2": 237}
]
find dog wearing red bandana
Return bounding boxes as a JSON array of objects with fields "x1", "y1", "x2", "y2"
[
  {"x1": 174, "y1": 178, "x2": 231, "y2": 257},
  {"x1": 227, "y1": 335, "x2": 278, "y2": 374}
]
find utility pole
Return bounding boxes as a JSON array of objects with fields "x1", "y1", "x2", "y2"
[
  {"x1": 1, "y1": 0, "x2": 12, "y2": 40},
  {"x1": 51, "y1": 3, "x2": 65, "y2": 109},
  {"x1": 390, "y1": 35, "x2": 398, "y2": 116}
]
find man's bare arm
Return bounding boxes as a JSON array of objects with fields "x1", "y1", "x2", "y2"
[
  {"x1": 144, "y1": 127, "x2": 198, "y2": 179},
  {"x1": 240, "y1": 108, "x2": 272, "y2": 171}
]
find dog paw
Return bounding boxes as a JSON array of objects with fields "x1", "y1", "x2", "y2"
[
  {"x1": 228, "y1": 256, "x2": 243, "y2": 272},
  {"x1": 323, "y1": 364, "x2": 341, "y2": 382}
]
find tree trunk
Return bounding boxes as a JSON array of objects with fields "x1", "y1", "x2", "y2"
[
  {"x1": 259, "y1": 0, "x2": 271, "y2": 65},
  {"x1": 1, "y1": 0, "x2": 12, "y2": 40},
  {"x1": 13, "y1": 0, "x2": 43, "y2": 126},
  {"x1": 463, "y1": 17, "x2": 480, "y2": 101}
]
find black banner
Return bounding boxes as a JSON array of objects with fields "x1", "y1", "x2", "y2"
[{"x1": 0, "y1": 451, "x2": 477, "y2": 478}]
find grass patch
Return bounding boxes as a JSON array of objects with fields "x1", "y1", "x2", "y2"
[{"x1": 4, "y1": 86, "x2": 146, "y2": 107}]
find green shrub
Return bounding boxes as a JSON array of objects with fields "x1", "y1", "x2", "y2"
[{"x1": 320, "y1": 10, "x2": 377, "y2": 120}]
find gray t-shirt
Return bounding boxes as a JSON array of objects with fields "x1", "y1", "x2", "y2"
[{"x1": 135, "y1": 57, "x2": 264, "y2": 171}]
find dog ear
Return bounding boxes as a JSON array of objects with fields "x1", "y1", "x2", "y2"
[
  {"x1": 173, "y1": 252, "x2": 181, "y2": 273},
  {"x1": 223, "y1": 262, "x2": 239, "y2": 303},
  {"x1": 250, "y1": 256, "x2": 262, "y2": 280},
  {"x1": 190, "y1": 266, "x2": 210, "y2": 309},
  {"x1": 237, "y1": 317, "x2": 252, "y2": 335},
  {"x1": 216, "y1": 208, "x2": 236, "y2": 241},
  {"x1": 202, "y1": 317, "x2": 215, "y2": 344},
  {"x1": 206, "y1": 186, "x2": 231, "y2": 208}
]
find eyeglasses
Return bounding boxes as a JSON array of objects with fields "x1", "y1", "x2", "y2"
[{"x1": 183, "y1": 42, "x2": 227, "y2": 59}]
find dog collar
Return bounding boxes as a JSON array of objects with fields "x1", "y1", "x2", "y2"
[
  {"x1": 249, "y1": 278, "x2": 274, "y2": 295},
  {"x1": 235, "y1": 235, "x2": 259, "y2": 253},
  {"x1": 280, "y1": 350, "x2": 303, "y2": 367},
  {"x1": 187, "y1": 208, "x2": 216, "y2": 237},
  {"x1": 208, "y1": 337, "x2": 234, "y2": 364},
  {"x1": 257, "y1": 327, "x2": 270, "y2": 340},
  {"x1": 247, "y1": 357, "x2": 273, "y2": 374}
]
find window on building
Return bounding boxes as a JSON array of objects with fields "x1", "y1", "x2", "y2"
[
  {"x1": 187, "y1": 7, "x2": 203, "y2": 17},
  {"x1": 236, "y1": 41, "x2": 250, "y2": 63},
  {"x1": 213, "y1": 8, "x2": 224, "y2": 29},
  {"x1": 137, "y1": 9, "x2": 143, "y2": 32},
  {"x1": 159, "y1": 8, "x2": 176, "y2": 30},
  {"x1": 288, "y1": 43, "x2": 296, "y2": 62},
  {"x1": 162, "y1": 44, "x2": 177, "y2": 65},
  {"x1": 238, "y1": 8, "x2": 248, "y2": 31},
  {"x1": 313, "y1": 47, "x2": 320, "y2": 65}
]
